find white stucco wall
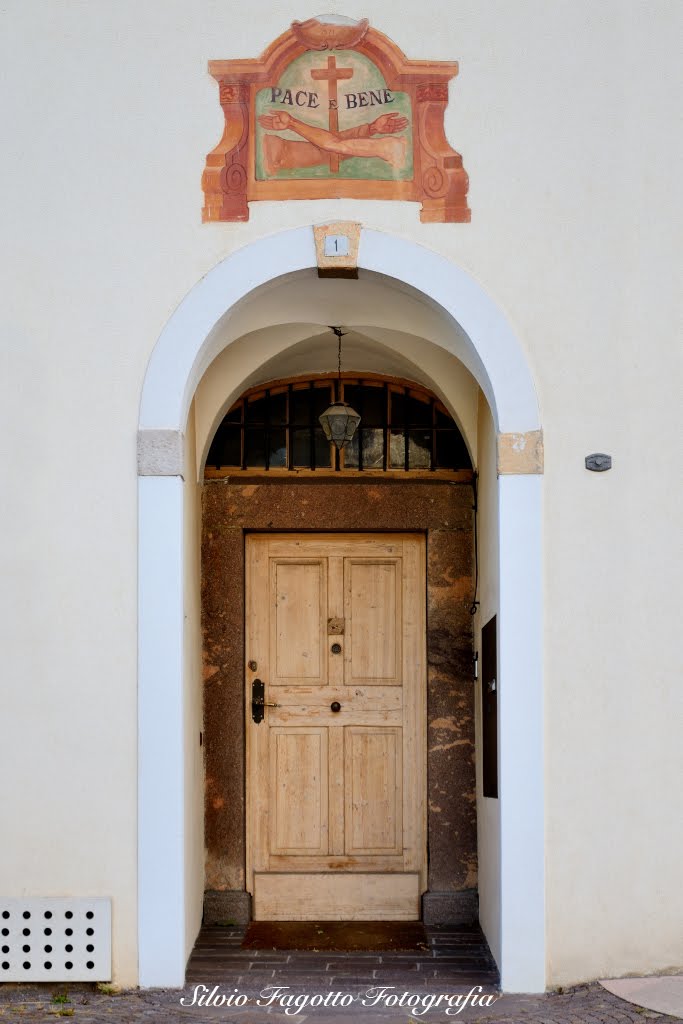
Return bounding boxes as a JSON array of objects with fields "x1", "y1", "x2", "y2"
[
  {"x1": 183, "y1": 403, "x2": 205, "y2": 962},
  {"x1": 0, "y1": 0, "x2": 681, "y2": 988},
  {"x1": 475, "y1": 394, "x2": 501, "y2": 969}
]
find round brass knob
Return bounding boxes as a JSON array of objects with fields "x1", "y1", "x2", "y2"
[{"x1": 330, "y1": 701, "x2": 341, "y2": 713}]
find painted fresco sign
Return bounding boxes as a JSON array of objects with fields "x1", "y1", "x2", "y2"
[
  {"x1": 255, "y1": 51, "x2": 412, "y2": 182},
  {"x1": 202, "y1": 17, "x2": 470, "y2": 223}
]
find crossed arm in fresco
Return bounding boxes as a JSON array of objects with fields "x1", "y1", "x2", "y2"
[{"x1": 258, "y1": 110, "x2": 408, "y2": 170}]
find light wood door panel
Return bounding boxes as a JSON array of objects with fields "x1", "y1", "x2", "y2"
[
  {"x1": 271, "y1": 559, "x2": 327, "y2": 685},
  {"x1": 246, "y1": 533, "x2": 426, "y2": 920},
  {"x1": 345, "y1": 560, "x2": 401, "y2": 684},
  {"x1": 269, "y1": 728, "x2": 328, "y2": 856},
  {"x1": 344, "y1": 726, "x2": 403, "y2": 855}
]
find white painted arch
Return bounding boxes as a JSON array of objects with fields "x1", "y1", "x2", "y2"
[
  {"x1": 140, "y1": 228, "x2": 539, "y2": 436},
  {"x1": 138, "y1": 226, "x2": 544, "y2": 992}
]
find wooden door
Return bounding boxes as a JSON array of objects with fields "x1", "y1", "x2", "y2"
[{"x1": 246, "y1": 533, "x2": 426, "y2": 920}]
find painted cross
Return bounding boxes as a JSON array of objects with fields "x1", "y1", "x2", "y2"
[{"x1": 310, "y1": 55, "x2": 354, "y2": 172}]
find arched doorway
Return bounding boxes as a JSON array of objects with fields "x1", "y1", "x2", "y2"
[{"x1": 137, "y1": 227, "x2": 544, "y2": 992}]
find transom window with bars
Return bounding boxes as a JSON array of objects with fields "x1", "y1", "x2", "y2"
[{"x1": 205, "y1": 376, "x2": 471, "y2": 474}]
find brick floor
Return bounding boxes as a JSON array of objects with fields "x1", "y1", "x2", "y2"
[
  {"x1": 185, "y1": 924, "x2": 499, "y2": 992},
  {"x1": 0, "y1": 925, "x2": 678, "y2": 1022}
]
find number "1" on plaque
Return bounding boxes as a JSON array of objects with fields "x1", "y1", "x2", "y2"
[{"x1": 323, "y1": 235, "x2": 350, "y2": 257}]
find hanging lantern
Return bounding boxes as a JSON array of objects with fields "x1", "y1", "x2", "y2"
[
  {"x1": 318, "y1": 326, "x2": 361, "y2": 450},
  {"x1": 319, "y1": 400, "x2": 361, "y2": 449}
]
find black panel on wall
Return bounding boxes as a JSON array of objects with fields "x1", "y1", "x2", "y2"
[{"x1": 482, "y1": 615, "x2": 498, "y2": 798}]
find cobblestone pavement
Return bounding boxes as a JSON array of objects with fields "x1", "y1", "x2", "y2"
[{"x1": 1, "y1": 978, "x2": 679, "y2": 1023}]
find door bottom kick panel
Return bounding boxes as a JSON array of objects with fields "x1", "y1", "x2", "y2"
[{"x1": 253, "y1": 872, "x2": 420, "y2": 920}]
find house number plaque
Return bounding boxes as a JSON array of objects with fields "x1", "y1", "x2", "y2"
[{"x1": 324, "y1": 235, "x2": 350, "y2": 257}]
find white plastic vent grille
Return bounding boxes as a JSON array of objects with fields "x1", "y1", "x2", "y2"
[{"x1": 0, "y1": 898, "x2": 111, "y2": 982}]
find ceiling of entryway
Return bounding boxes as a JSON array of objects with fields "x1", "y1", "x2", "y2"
[{"x1": 193, "y1": 271, "x2": 482, "y2": 474}]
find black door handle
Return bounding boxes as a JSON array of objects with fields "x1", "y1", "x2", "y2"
[{"x1": 252, "y1": 679, "x2": 279, "y2": 723}]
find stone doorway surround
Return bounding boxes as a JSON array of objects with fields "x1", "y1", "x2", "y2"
[
  {"x1": 137, "y1": 226, "x2": 544, "y2": 991},
  {"x1": 201, "y1": 479, "x2": 477, "y2": 928}
]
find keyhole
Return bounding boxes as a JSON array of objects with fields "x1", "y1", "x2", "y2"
[{"x1": 331, "y1": 643, "x2": 342, "y2": 654}]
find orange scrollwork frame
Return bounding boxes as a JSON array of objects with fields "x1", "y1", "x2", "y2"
[{"x1": 201, "y1": 19, "x2": 470, "y2": 224}]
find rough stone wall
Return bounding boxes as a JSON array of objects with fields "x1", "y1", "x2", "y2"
[
  {"x1": 426, "y1": 529, "x2": 478, "y2": 892},
  {"x1": 201, "y1": 478, "x2": 476, "y2": 900}
]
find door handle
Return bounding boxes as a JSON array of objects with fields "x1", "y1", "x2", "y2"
[{"x1": 251, "y1": 679, "x2": 280, "y2": 724}]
